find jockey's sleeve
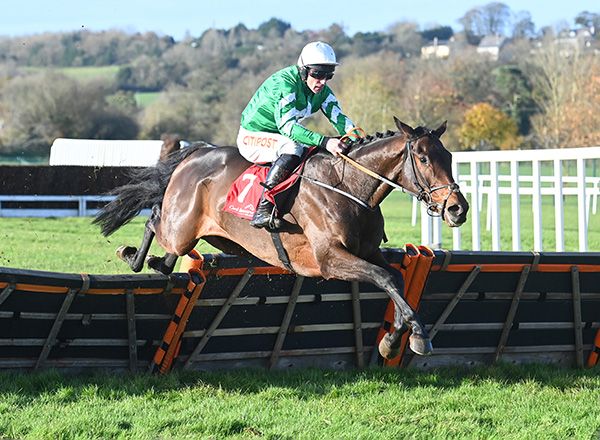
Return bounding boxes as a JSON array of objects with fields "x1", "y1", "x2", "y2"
[
  {"x1": 320, "y1": 89, "x2": 355, "y2": 136},
  {"x1": 275, "y1": 91, "x2": 323, "y2": 147}
]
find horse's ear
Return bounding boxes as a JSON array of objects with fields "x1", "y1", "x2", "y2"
[
  {"x1": 433, "y1": 120, "x2": 447, "y2": 138},
  {"x1": 394, "y1": 116, "x2": 414, "y2": 137}
]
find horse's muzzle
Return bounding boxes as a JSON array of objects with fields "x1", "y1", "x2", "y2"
[{"x1": 443, "y1": 195, "x2": 469, "y2": 227}]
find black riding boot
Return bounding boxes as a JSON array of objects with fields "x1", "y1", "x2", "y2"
[{"x1": 250, "y1": 154, "x2": 301, "y2": 230}]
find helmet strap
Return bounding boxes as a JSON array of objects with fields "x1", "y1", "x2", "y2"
[{"x1": 298, "y1": 65, "x2": 309, "y2": 82}]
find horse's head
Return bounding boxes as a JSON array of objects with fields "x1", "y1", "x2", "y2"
[{"x1": 395, "y1": 117, "x2": 469, "y2": 227}]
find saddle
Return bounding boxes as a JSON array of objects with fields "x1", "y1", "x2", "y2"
[{"x1": 223, "y1": 159, "x2": 307, "y2": 221}]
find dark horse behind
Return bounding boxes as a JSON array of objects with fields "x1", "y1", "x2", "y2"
[{"x1": 94, "y1": 117, "x2": 468, "y2": 358}]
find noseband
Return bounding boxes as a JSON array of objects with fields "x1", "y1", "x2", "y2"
[{"x1": 404, "y1": 135, "x2": 460, "y2": 217}]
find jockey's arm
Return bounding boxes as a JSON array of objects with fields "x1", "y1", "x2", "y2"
[
  {"x1": 273, "y1": 81, "x2": 354, "y2": 156},
  {"x1": 320, "y1": 89, "x2": 355, "y2": 138},
  {"x1": 280, "y1": 120, "x2": 346, "y2": 156}
]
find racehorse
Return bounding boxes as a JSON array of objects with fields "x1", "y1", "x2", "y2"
[{"x1": 94, "y1": 117, "x2": 468, "y2": 358}]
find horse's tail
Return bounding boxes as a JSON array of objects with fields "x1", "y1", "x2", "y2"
[{"x1": 93, "y1": 144, "x2": 204, "y2": 236}]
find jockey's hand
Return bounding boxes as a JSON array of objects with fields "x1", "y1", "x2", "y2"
[{"x1": 324, "y1": 138, "x2": 347, "y2": 156}]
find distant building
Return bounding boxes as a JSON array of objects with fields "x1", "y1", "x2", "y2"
[
  {"x1": 421, "y1": 37, "x2": 453, "y2": 59},
  {"x1": 554, "y1": 28, "x2": 595, "y2": 55},
  {"x1": 476, "y1": 35, "x2": 507, "y2": 60},
  {"x1": 530, "y1": 27, "x2": 599, "y2": 57}
]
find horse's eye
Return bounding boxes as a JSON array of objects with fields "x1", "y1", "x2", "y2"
[{"x1": 419, "y1": 156, "x2": 428, "y2": 164}]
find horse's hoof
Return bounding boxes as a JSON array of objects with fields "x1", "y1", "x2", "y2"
[
  {"x1": 146, "y1": 255, "x2": 173, "y2": 275},
  {"x1": 378, "y1": 334, "x2": 400, "y2": 360},
  {"x1": 409, "y1": 334, "x2": 433, "y2": 356},
  {"x1": 116, "y1": 245, "x2": 136, "y2": 261},
  {"x1": 146, "y1": 255, "x2": 163, "y2": 274}
]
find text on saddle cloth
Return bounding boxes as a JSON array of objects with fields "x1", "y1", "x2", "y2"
[{"x1": 223, "y1": 163, "x2": 304, "y2": 220}]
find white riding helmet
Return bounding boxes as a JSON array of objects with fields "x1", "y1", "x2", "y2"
[{"x1": 297, "y1": 41, "x2": 339, "y2": 67}]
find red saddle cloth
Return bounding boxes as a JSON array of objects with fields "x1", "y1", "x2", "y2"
[{"x1": 223, "y1": 163, "x2": 303, "y2": 220}]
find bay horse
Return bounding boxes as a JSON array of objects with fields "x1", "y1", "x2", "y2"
[{"x1": 94, "y1": 117, "x2": 468, "y2": 358}]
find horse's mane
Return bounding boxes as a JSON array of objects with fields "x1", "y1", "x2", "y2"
[
  {"x1": 345, "y1": 130, "x2": 397, "y2": 150},
  {"x1": 345, "y1": 126, "x2": 433, "y2": 153}
]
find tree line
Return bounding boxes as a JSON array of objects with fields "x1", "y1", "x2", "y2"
[{"x1": 0, "y1": 4, "x2": 598, "y2": 158}]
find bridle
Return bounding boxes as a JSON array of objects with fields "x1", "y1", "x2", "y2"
[
  {"x1": 337, "y1": 130, "x2": 460, "y2": 217},
  {"x1": 402, "y1": 134, "x2": 460, "y2": 216}
]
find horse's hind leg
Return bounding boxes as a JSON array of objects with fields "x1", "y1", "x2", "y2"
[
  {"x1": 116, "y1": 205, "x2": 159, "y2": 272},
  {"x1": 146, "y1": 253, "x2": 178, "y2": 275}
]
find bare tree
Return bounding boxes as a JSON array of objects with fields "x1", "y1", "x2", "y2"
[
  {"x1": 528, "y1": 41, "x2": 600, "y2": 148},
  {"x1": 323, "y1": 54, "x2": 406, "y2": 134},
  {"x1": 575, "y1": 11, "x2": 600, "y2": 31},
  {"x1": 387, "y1": 21, "x2": 425, "y2": 57},
  {"x1": 459, "y1": 2, "x2": 512, "y2": 44},
  {"x1": 511, "y1": 11, "x2": 536, "y2": 39},
  {"x1": 399, "y1": 59, "x2": 465, "y2": 149}
]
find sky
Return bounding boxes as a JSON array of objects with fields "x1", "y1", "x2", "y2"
[{"x1": 0, "y1": 0, "x2": 595, "y2": 41}]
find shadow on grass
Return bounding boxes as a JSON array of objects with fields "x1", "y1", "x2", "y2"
[{"x1": 0, "y1": 363, "x2": 598, "y2": 402}]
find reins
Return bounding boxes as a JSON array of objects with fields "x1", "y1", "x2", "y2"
[
  {"x1": 338, "y1": 152, "x2": 405, "y2": 192},
  {"x1": 299, "y1": 174, "x2": 373, "y2": 210}
]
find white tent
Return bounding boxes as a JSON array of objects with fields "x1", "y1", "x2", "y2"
[{"x1": 49, "y1": 138, "x2": 164, "y2": 166}]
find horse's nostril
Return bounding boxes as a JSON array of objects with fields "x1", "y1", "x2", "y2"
[{"x1": 447, "y1": 204, "x2": 462, "y2": 215}]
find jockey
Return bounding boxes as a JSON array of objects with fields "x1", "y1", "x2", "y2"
[{"x1": 236, "y1": 41, "x2": 355, "y2": 230}]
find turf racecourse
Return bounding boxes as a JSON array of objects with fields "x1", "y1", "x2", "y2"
[
  {"x1": 0, "y1": 365, "x2": 598, "y2": 439},
  {"x1": 0, "y1": 194, "x2": 599, "y2": 438}
]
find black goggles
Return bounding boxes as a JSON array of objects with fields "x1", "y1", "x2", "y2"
[{"x1": 309, "y1": 69, "x2": 334, "y2": 80}]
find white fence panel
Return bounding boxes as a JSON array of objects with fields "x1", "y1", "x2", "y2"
[
  {"x1": 0, "y1": 195, "x2": 152, "y2": 218},
  {"x1": 416, "y1": 146, "x2": 600, "y2": 252},
  {"x1": 510, "y1": 160, "x2": 520, "y2": 250},
  {"x1": 49, "y1": 138, "x2": 163, "y2": 167}
]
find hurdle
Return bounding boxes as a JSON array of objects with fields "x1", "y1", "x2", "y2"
[{"x1": 0, "y1": 247, "x2": 599, "y2": 372}]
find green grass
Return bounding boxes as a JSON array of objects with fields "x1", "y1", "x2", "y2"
[
  {"x1": 24, "y1": 65, "x2": 120, "y2": 81},
  {"x1": 134, "y1": 91, "x2": 161, "y2": 107},
  {"x1": 0, "y1": 365, "x2": 597, "y2": 439},
  {"x1": 0, "y1": 217, "x2": 220, "y2": 274},
  {"x1": 58, "y1": 65, "x2": 120, "y2": 81},
  {"x1": 21, "y1": 66, "x2": 161, "y2": 109}
]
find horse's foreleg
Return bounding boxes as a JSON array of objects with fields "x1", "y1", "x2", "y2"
[
  {"x1": 319, "y1": 248, "x2": 431, "y2": 357},
  {"x1": 369, "y1": 258, "x2": 410, "y2": 358},
  {"x1": 367, "y1": 251, "x2": 432, "y2": 358},
  {"x1": 379, "y1": 310, "x2": 409, "y2": 359},
  {"x1": 116, "y1": 205, "x2": 159, "y2": 273}
]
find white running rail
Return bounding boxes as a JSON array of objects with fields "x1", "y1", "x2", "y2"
[{"x1": 417, "y1": 146, "x2": 600, "y2": 252}]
